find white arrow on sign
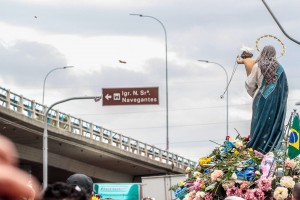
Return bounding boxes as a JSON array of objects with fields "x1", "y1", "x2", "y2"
[{"x1": 105, "y1": 94, "x2": 112, "y2": 100}]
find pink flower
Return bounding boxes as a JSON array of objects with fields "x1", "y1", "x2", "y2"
[
  {"x1": 285, "y1": 158, "x2": 297, "y2": 169},
  {"x1": 204, "y1": 193, "x2": 213, "y2": 200},
  {"x1": 226, "y1": 187, "x2": 241, "y2": 197},
  {"x1": 257, "y1": 178, "x2": 272, "y2": 191},
  {"x1": 252, "y1": 189, "x2": 265, "y2": 200},
  {"x1": 184, "y1": 191, "x2": 196, "y2": 200},
  {"x1": 239, "y1": 188, "x2": 248, "y2": 198},
  {"x1": 210, "y1": 170, "x2": 223, "y2": 182},
  {"x1": 245, "y1": 189, "x2": 264, "y2": 200},
  {"x1": 192, "y1": 196, "x2": 201, "y2": 200},
  {"x1": 254, "y1": 150, "x2": 264, "y2": 157},
  {"x1": 191, "y1": 180, "x2": 201, "y2": 191}
]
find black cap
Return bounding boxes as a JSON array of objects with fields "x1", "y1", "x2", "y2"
[{"x1": 66, "y1": 173, "x2": 93, "y2": 194}]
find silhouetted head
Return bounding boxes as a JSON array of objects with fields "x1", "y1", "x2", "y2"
[{"x1": 66, "y1": 174, "x2": 93, "y2": 195}]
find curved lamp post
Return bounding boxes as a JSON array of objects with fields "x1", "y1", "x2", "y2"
[
  {"x1": 42, "y1": 66, "x2": 74, "y2": 105},
  {"x1": 43, "y1": 96, "x2": 101, "y2": 189},
  {"x1": 198, "y1": 60, "x2": 229, "y2": 136},
  {"x1": 261, "y1": 0, "x2": 300, "y2": 45},
  {"x1": 130, "y1": 14, "x2": 169, "y2": 151}
]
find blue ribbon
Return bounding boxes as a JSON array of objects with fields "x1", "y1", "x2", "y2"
[
  {"x1": 235, "y1": 167, "x2": 255, "y2": 181},
  {"x1": 175, "y1": 187, "x2": 188, "y2": 198}
]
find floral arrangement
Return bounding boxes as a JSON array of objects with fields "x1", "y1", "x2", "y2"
[{"x1": 170, "y1": 135, "x2": 300, "y2": 200}]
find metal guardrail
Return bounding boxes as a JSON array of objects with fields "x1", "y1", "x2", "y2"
[{"x1": 0, "y1": 86, "x2": 196, "y2": 169}]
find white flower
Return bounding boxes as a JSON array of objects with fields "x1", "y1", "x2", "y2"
[
  {"x1": 280, "y1": 176, "x2": 295, "y2": 188},
  {"x1": 185, "y1": 167, "x2": 191, "y2": 173},
  {"x1": 196, "y1": 191, "x2": 206, "y2": 198},
  {"x1": 193, "y1": 171, "x2": 201, "y2": 178},
  {"x1": 205, "y1": 183, "x2": 216, "y2": 192},
  {"x1": 273, "y1": 186, "x2": 288, "y2": 200},
  {"x1": 229, "y1": 138, "x2": 236, "y2": 143},
  {"x1": 235, "y1": 139, "x2": 243, "y2": 148},
  {"x1": 231, "y1": 173, "x2": 237, "y2": 180}
]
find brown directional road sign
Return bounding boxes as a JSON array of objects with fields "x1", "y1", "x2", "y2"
[{"x1": 102, "y1": 87, "x2": 159, "y2": 106}]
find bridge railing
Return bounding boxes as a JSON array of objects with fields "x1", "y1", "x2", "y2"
[{"x1": 0, "y1": 86, "x2": 196, "y2": 169}]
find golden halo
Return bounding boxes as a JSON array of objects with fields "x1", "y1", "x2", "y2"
[{"x1": 256, "y1": 34, "x2": 286, "y2": 58}]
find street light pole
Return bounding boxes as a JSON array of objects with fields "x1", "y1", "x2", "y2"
[
  {"x1": 261, "y1": 0, "x2": 300, "y2": 46},
  {"x1": 198, "y1": 60, "x2": 229, "y2": 136},
  {"x1": 43, "y1": 96, "x2": 101, "y2": 190},
  {"x1": 130, "y1": 14, "x2": 169, "y2": 151},
  {"x1": 42, "y1": 66, "x2": 74, "y2": 105}
]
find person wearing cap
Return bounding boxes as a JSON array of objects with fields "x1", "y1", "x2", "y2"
[{"x1": 66, "y1": 173, "x2": 94, "y2": 198}]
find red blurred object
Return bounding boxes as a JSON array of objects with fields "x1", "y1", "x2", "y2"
[
  {"x1": 226, "y1": 136, "x2": 230, "y2": 141},
  {"x1": 244, "y1": 135, "x2": 251, "y2": 142}
]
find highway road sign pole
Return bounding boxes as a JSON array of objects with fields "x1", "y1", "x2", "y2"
[
  {"x1": 43, "y1": 87, "x2": 158, "y2": 189},
  {"x1": 43, "y1": 96, "x2": 101, "y2": 190}
]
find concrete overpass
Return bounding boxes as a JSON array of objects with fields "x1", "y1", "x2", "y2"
[{"x1": 0, "y1": 86, "x2": 196, "y2": 184}]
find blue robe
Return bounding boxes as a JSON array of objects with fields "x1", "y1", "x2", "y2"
[{"x1": 246, "y1": 65, "x2": 288, "y2": 153}]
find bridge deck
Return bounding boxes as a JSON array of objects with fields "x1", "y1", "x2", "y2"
[{"x1": 0, "y1": 86, "x2": 196, "y2": 182}]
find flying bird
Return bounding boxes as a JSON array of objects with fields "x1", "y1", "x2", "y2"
[{"x1": 119, "y1": 60, "x2": 127, "y2": 64}]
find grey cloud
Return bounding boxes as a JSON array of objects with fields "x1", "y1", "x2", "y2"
[{"x1": 0, "y1": 41, "x2": 67, "y2": 87}]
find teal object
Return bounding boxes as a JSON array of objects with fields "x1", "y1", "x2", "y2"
[
  {"x1": 246, "y1": 65, "x2": 288, "y2": 153},
  {"x1": 174, "y1": 187, "x2": 187, "y2": 200},
  {"x1": 94, "y1": 183, "x2": 140, "y2": 200}
]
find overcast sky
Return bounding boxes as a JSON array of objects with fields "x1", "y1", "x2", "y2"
[{"x1": 1, "y1": 0, "x2": 300, "y2": 162}]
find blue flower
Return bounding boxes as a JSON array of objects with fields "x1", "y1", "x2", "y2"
[
  {"x1": 221, "y1": 147, "x2": 228, "y2": 153},
  {"x1": 236, "y1": 170, "x2": 244, "y2": 180},
  {"x1": 242, "y1": 159, "x2": 255, "y2": 166},
  {"x1": 175, "y1": 187, "x2": 187, "y2": 198},
  {"x1": 220, "y1": 148, "x2": 228, "y2": 157},
  {"x1": 235, "y1": 167, "x2": 255, "y2": 181},
  {"x1": 224, "y1": 141, "x2": 234, "y2": 150},
  {"x1": 244, "y1": 167, "x2": 255, "y2": 181},
  {"x1": 204, "y1": 168, "x2": 210, "y2": 174}
]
